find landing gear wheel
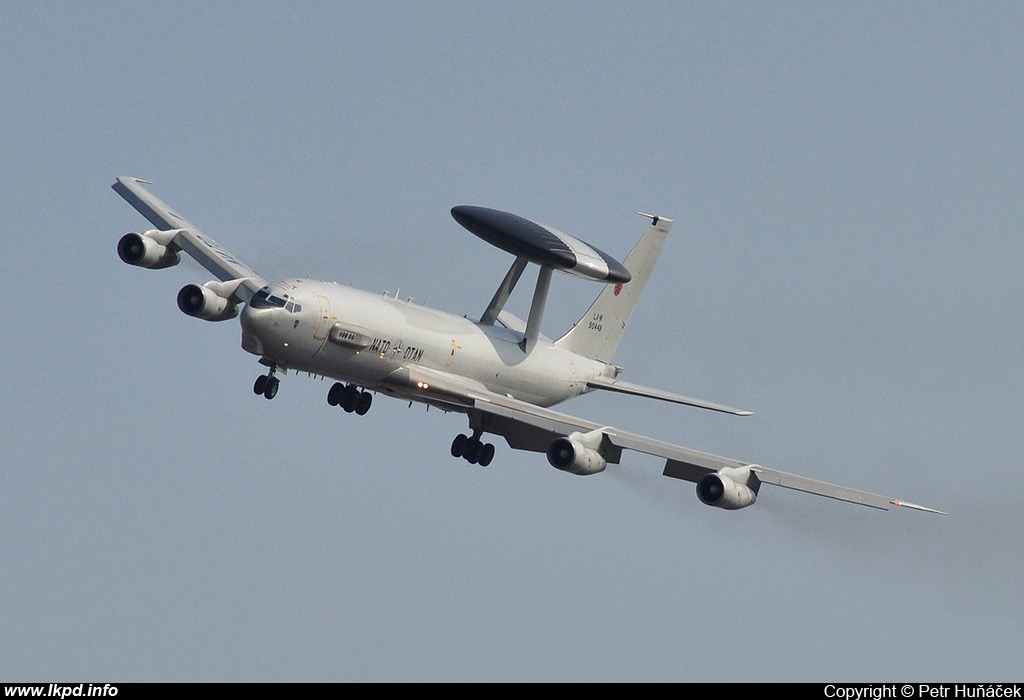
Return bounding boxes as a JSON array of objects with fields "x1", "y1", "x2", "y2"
[
  {"x1": 327, "y1": 382, "x2": 344, "y2": 406},
  {"x1": 451, "y1": 433, "x2": 468, "y2": 458},
  {"x1": 451, "y1": 433, "x2": 495, "y2": 466},
  {"x1": 254, "y1": 367, "x2": 279, "y2": 399},
  {"x1": 328, "y1": 383, "x2": 372, "y2": 415},
  {"x1": 355, "y1": 391, "x2": 372, "y2": 415},
  {"x1": 263, "y1": 377, "x2": 279, "y2": 400},
  {"x1": 341, "y1": 384, "x2": 359, "y2": 413}
]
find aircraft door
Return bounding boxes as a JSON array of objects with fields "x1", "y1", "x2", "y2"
[{"x1": 313, "y1": 295, "x2": 332, "y2": 355}]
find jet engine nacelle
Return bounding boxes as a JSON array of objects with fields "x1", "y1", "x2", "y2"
[
  {"x1": 117, "y1": 230, "x2": 181, "y2": 269},
  {"x1": 547, "y1": 430, "x2": 607, "y2": 476},
  {"x1": 696, "y1": 467, "x2": 758, "y2": 510},
  {"x1": 177, "y1": 282, "x2": 239, "y2": 322}
]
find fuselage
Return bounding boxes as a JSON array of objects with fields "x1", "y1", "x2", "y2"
[{"x1": 239, "y1": 278, "x2": 611, "y2": 408}]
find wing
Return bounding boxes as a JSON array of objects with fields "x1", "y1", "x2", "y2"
[
  {"x1": 386, "y1": 365, "x2": 944, "y2": 514},
  {"x1": 113, "y1": 176, "x2": 267, "y2": 301}
]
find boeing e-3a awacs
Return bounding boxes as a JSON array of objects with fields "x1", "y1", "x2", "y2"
[{"x1": 113, "y1": 176, "x2": 944, "y2": 514}]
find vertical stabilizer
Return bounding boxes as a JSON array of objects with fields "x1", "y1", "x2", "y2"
[{"x1": 555, "y1": 213, "x2": 672, "y2": 362}]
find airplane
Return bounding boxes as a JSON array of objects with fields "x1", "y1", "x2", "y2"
[{"x1": 112, "y1": 176, "x2": 944, "y2": 515}]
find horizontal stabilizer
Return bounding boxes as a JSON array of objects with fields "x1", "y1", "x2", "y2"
[{"x1": 586, "y1": 376, "x2": 753, "y2": 416}]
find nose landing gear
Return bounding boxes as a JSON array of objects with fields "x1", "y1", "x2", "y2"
[{"x1": 253, "y1": 367, "x2": 280, "y2": 400}]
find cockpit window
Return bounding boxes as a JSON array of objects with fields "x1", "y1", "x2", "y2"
[
  {"x1": 250, "y1": 288, "x2": 302, "y2": 312},
  {"x1": 250, "y1": 289, "x2": 288, "y2": 309}
]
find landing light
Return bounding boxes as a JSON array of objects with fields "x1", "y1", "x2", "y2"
[{"x1": 417, "y1": 381, "x2": 430, "y2": 390}]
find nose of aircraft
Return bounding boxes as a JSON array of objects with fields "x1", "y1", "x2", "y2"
[
  {"x1": 240, "y1": 286, "x2": 288, "y2": 354},
  {"x1": 239, "y1": 303, "x2": 266, "y2": 357}
]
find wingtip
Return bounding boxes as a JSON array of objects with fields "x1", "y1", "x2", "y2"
[{"x1": 891, "y1": 499, "x2": 947, "y2": 515}]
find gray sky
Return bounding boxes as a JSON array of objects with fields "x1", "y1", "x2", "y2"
[{"x1": 3, "y1": 1, "x2": 1022, "y2": 682}]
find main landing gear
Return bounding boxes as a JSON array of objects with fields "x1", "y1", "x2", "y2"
[
  {"x1": 253, "y1": 367, "x2": 280, "y2": 400},
  {"x1": 327, "y1": 382, "x2": 372, "y2": 415},
  {"x1": 451, "y1": 430, "x2": 495, "y2": 467}
]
